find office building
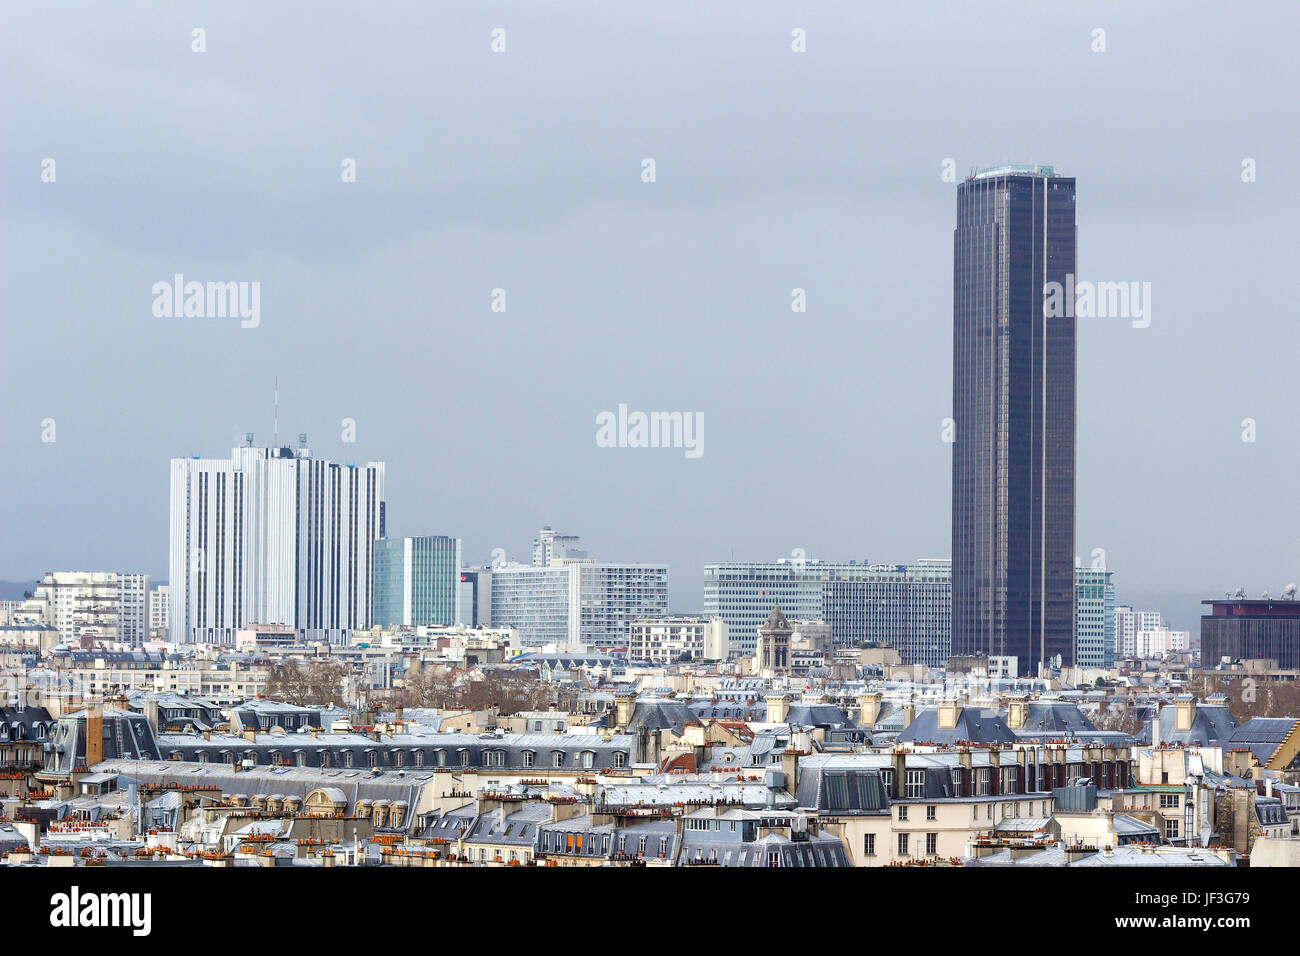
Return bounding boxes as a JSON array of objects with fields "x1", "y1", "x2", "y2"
[
  {"x1": 168, "y1": 438, "x2": 386, "y2": 645},
  {"x1": 707, "y1": 559, "x2": 1112, "y2": 670},
  {"x1": 457, "y1": 567, "x2": 493, "y2": 627},
  {"x1": 373, "y1": 536, "x2": 462, "y2": 628},
  {"x1": 952, "y1": 164, "x2": 1077, "y2": 676},
  {"x1": 703, "y1": 560, "x2": 951, "y2": 665},
  {"x1": 490, "y1": 562, "x2": 669, "y2": 650},
  {"x1": 1074, "y1": 568, "x2": 1115, "y2": 669},
  {"x1": 1201, "y1": 597, "x2": 1300, "y2": 669}
]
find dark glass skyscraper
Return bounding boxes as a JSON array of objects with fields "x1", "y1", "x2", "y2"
[{"x1": 951, "y1": 164, "x2": 1076, "y2": 676}]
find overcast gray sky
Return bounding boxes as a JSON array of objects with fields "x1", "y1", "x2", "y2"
[{"x1": 2, "y1": 1, "x2": 1297, "y2": 612}]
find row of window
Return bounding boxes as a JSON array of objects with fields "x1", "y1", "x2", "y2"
[{"x1": 185, "y1": 747, "x2": 628, "y2": 770}]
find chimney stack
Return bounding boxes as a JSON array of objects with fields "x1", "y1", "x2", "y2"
[
  {"x1": 765, "y1": 694, "x2": 791, "y2": 725},
  {"x1": 1007, "y1": 695, "x2": 1028, "y2": 730},
  {"x1": 613, "y1": 692, "x2": 636, "y2": 731},
  {"x1": 1174, "y1": 695, "x2": 1196, "y2": 733},
  {"x1": 85, "y1": 702, "x2": 104, "y2": 766},
  {"x1": 937, "y1": 699, "x2": 959, "y2": 731},
  {"x1": 857, "y1": 691, "x2": 882, "y2": 727}
]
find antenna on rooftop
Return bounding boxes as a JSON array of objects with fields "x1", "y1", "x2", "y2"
[{"x1": 273, "y1": 376, "x2": 279, "y2": 448}]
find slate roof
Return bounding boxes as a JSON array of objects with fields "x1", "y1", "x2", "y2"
[
  {"x1": 968, "y1": 844, "x2": 1232, "y2": 867},
  {"x1": 626, "y1": 699, "x2": 698, "y2": 735},
  {"x1": 785, "y1": 703, "x2": 855, "y2": 730},
  {"x1": 463, "y1": 802, "x2": 551, "y2": 847},
  {"x1": 795, "y1": 765, "x2": 890, "y2": 814},
  {"x1": 90, "y1": 759, "x2": 435, "y2": 831},
  {"x1": 1139, "y1": 703, "x2": 1238, "y2": 747},
  {"x1": 0, "y1": 705, "x2": 54, "y2": 741},
  {"x1": 1227, "y1": 717, "x2": 1300, "y2": 768},
  {"x1": 894, "y1": 706, "x2": 1018, "y2": 746},
  {"x1": 1005, "y1": 701, "x2": 1098, "y2": 736}
]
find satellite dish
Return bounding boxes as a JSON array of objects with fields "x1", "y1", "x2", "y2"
[{"x1": 1283, "y1": 583, "x2": 1297, "y2": 600}]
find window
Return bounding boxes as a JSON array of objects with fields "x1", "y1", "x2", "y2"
[
  {"x1": 638, "y1": 836, "x2": 647, "y2": 855},
  {"x1": 898, "y1": 805, "x2": 908, "y2": 821},
  {"x1": 863, "y1": 833, "x2": 876, "y2": 857},
  {"x1": 1165, "y1": 819, "x2": 1180, "y2": 839},
  {"x1": 459, "y1": 750, "x2": 470, "y2": 768},
  {"x1": 926, "y1": 805, "x2": 936, "y2": 821},
  {"x1": 905, "y1": 769, "x2": 926, "y2": 799},
  {"x1": 582, "y1": 751, "x2": 594, "y2": 769},
  {"x1": 1159, "y1": 793, "x2": 1180, "y2": 809},
  {"x1": 613, "y1": 752, "x2": 626, "y2": 769},
  {"x1": 926, "y1": 833, "x2": 937, "y2": 856},
  {"x1": 881, "y1": 769, "x2": 893, "y2": 791},
  {"x1": 950, "y1": 768, "x2": 963, "y2": 795},
  {"x1": 976, "y1": 768, "x2": 992, "y2": 796},
  {"x1": 897, "y1": 833, "x2": 909, "y2": 857},
  {"x1": 522, "y1": 750, "x2": 535, "y2": 768},
  {"x1": 552, "y1": 751, "x2": 565, "y2": 769}
]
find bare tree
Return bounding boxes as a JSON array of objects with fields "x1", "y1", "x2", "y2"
[{"x1": 265, "y1": 660, "x2": 349, "y2": 707}]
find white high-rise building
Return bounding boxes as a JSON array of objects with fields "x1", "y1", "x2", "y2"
[
  {"x1": 531, "y1": 527, "x2": 587, "y2": 566},
  {"x1": 169, "y1": 441, "x2": 386, "y2": 644},
  {"x1": 116, "y1": 573, "x2": 151, "y2": 645},
  {"x1": 149, "y1": 584, "x2": 170, "y2": 638}
]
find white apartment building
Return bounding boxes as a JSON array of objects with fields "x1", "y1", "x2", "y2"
[
  {"x1": 1134, "y1": 625, "x2": 1190, "y2": 659},
  {"x1": 31, "y1": 571, "x2": 150, "y2": 646},
  {"x1": 169, "y1": 440, "x2": 386, "y2": 645},
  {"x1": 117, "y1": 573, "x2": 151, "y2": 645},
  {"x1": 149, "y1": 584, "x2": 170, "y2": 638},
  {"x1": 531, "y1": 527, "x2": 587, "y2": 567},
  {"x1": 1115, "y1": 607, "x2": 1166, "y2": 659},
  {"x1": 629, "y1": 616, "x2": 729, "y2": 663}
]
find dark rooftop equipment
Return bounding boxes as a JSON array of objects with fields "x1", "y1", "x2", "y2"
[{"x1": 1052, "y1": 779, "x2": 1098, "y2": 812}]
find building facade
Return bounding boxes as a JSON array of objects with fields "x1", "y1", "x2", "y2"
[
  {"x1": 532, "y1": 527, "x2": 586, "y2": 566},
  {"x1": 148, "y1": 584, "x2": 170, "y2": 639},
  {"x1": 490, "y1": 563, "x2": 669, "y2": 650},
  {"x1": 1201, "y1": 598, "x2": 1300, "y2": 669},
  {"x1": 168, "y1": 442, "x2": 386, "y2": 645},
  {"x1": 1074, "y1": 568, "x2": 1115, "y2": 669},
  {"x1": 628, "y1": 616, "x2": 729, "y2": 663},
  {"x1": 32, "y1": 572, "x2": 128, "y2": 646},
  {"x1": 952, "y1": 165, "x2": 1077, "y2": 676},
  {"x1": 703, "y1": 560, "x2": 952, "y2": 665},
  {"x1": 116, "y1": 573, "x2": 151, "y2": 645},
  {"x1": 373, "y1": 536, "x2": 462, "y2": 628}
]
